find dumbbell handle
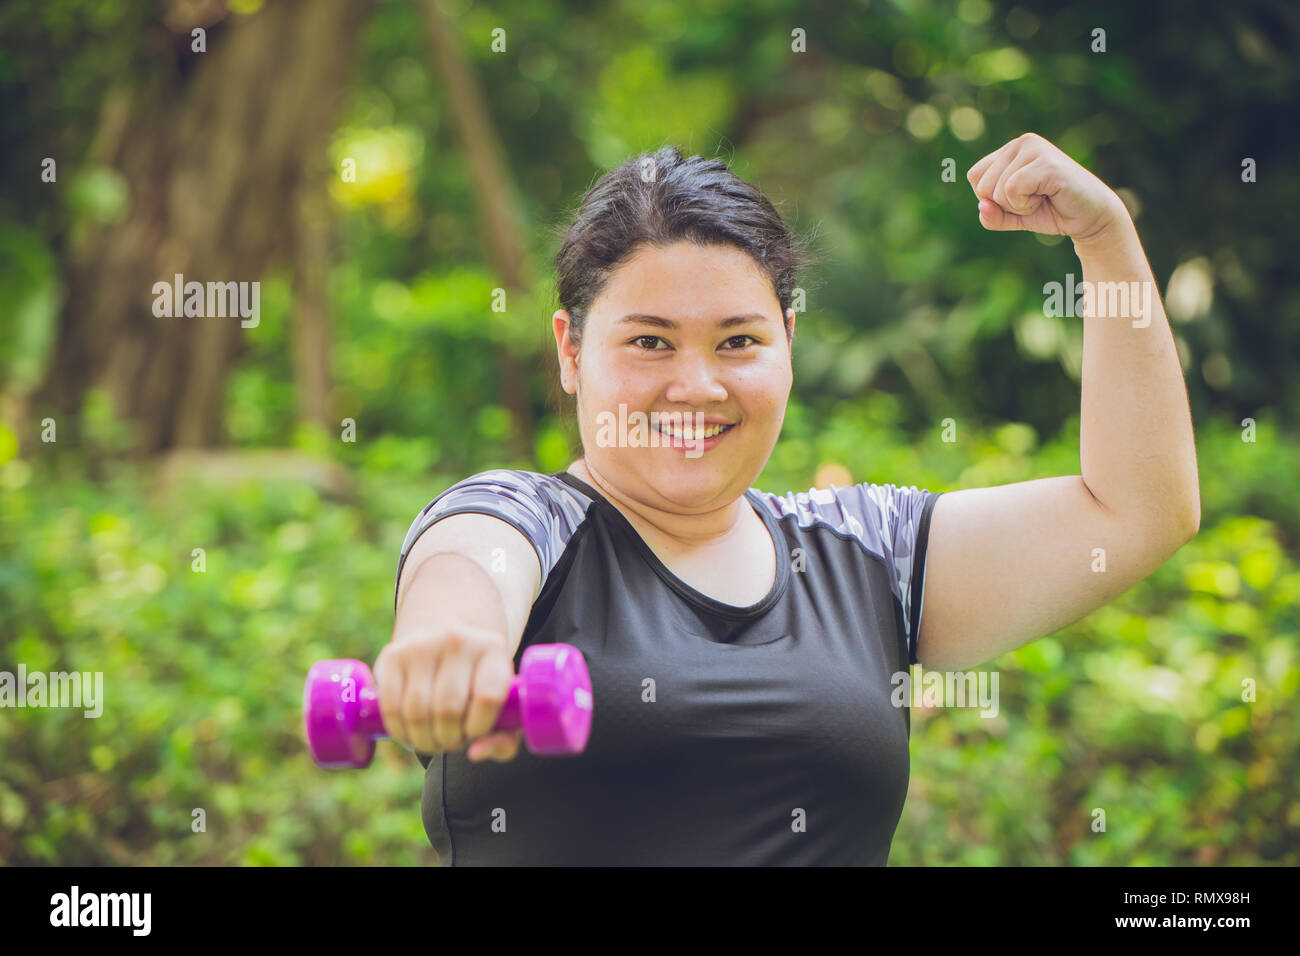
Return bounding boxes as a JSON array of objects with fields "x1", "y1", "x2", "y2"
[
  {"x1": 328, "y1": 663, "x2": 528, "y2": 742},
  {"x1": 305, "y1": 643, "x2": 592, "y2": 768}
]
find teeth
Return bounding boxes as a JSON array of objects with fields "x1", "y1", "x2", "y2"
[{"x1": 655, "y1": 422, "x2": 732, "y2": 439}]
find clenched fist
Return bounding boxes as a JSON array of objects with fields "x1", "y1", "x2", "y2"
[
  {"x1": 373, "y1": 625, "x2": 524, "y2": 763},
  {"x1": 967, "y1": 132, "x2": 1131, "y2": 247}
]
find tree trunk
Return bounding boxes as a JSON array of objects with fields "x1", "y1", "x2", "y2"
[
  {"x1": 36, "y1": 0, "x2": 370, "y2": 455},
  {"x1": 292, "y1": 165, "x2": 335, "y2": 432},
  {"x1": 421, "y1": 0, "x2": 536, "y2": 462}
]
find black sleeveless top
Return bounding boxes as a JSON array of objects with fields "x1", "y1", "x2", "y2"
[{"x1": 393, "y1": 469, "x2": 942, "y2": 865}]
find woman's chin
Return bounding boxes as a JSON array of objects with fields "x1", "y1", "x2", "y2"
[{"x1": 643, "y1": 461, "x2": 745, "y2": 505}]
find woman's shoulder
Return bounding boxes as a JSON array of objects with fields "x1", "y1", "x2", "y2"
[
  {"x1": 396, "y1": 469, "x2": 597, "y2": 600},
  {"x1": 431, "y1": 467, "x2": 598, "y2": 518},
  {"x1": 749, "y1": 479, "x2": 940, "y2": 557},
  {"x1": 444, "y1": 467, "x2": 576, "y2": 495}
]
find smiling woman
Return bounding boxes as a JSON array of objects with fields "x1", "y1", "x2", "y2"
[
  {"x1": 381, "y1": 138, "x2": 1198, "y2": 866},
  {"x1": 380, "y1": 145, "x2": 950, "y2": 866}
]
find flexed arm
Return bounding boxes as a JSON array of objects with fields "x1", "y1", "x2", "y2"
[{"x1": 914, "y1": 133, "x2": 1200, "y2": 671}]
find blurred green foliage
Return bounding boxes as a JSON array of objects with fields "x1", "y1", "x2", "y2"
[{"x1": 0, "y1": 223, "x2": 60, "y2": 393}]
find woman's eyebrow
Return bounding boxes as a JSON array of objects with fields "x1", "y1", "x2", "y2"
[{"x1": 617, "y1": 313, "x2": 767, "y2": 329}]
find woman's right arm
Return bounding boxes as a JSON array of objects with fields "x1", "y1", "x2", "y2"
[{"x1": 378, "y1": 512, "x2": 543, "y2": 762}]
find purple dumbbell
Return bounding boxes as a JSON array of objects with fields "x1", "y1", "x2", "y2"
[{"x1": 304, "y1": 642, "x2": 593, "y2": 769}]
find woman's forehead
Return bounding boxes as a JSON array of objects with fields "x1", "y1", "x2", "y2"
[
  {"x1": 591, "y1": 247, "x2": 779, "y2": 326},
  {"x1": 614, "y1": 240, "x2": 766, "y2": 279}
]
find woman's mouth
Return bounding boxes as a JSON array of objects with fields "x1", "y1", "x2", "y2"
[{"x1": 651, "y1": 420, "x2": 738, "y2": 452}]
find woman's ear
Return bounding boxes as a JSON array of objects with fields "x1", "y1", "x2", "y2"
[{"x1": 553, "y1": 309, "x2": 580, "y2": 394}]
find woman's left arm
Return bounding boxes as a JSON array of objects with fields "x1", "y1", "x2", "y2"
[{"x1": 914, "y1": 132, "x2": 1200, "y2": 671}]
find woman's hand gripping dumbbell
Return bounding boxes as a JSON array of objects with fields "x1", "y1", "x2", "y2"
[{"x1": 304, "y1": 628, "x2": 593, "y2": 769}]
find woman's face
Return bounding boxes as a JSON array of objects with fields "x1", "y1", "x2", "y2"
[{"x1": 553, "y1": 240, "x2": 795, "y2": 512}]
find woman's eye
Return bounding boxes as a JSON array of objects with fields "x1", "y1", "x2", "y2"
[{"x1": 630, "y1": 334, "x2": 755, "y2": 351}]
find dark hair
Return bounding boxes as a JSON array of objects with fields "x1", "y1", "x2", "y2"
[
  {"x1": 545, "y1": 145, "x2": 819, "y2": 440},
  {"x1": 552, "y1": 145, "x2": 817, "y2": 346}
]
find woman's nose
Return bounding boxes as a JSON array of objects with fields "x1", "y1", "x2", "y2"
[{"x1": 663, "y1": 353, "x2": 729, "y2": 404}]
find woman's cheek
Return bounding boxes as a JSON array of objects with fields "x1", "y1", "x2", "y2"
[{"x1": 748, "y1": 364, "x2": 790, "y2": 410}]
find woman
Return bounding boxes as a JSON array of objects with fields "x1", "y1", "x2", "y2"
[{"x1": 380, "y1": 137, "x2": 1200, "y2": 865}]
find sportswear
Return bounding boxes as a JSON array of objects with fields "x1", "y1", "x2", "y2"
[{"x1": 393, "y1": 468, "x2": 942, "y2": 865}]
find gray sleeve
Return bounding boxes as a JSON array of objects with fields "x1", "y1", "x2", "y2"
[
  {"x1": 804, "y1": 483, "x2": 942, "y2": 666},
  {"x1": 393, "y1": 469, "x2": 585, "y2": 611},
  {"x1": 839, "y1": 483, "x2": 942, "y2": 666},
  {"x1": 754, "y1": 481, "x2": 946, "y2": 660}
]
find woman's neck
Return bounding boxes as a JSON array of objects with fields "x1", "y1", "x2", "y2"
[{"x1": 566, "y1": 457, "x2": 750, "y2": 550}]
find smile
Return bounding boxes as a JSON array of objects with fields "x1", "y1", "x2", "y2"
[
  {"x1": 652, "y1": 422, "x2": 736, "y2": 440},
  {"x1": 650, "y1": 421, "x2": 738, "y2": 452}
]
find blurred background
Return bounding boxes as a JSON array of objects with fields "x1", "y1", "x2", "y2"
[{"x1": 0, "y1": 0, "x2": 1296, "y2": 865}]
